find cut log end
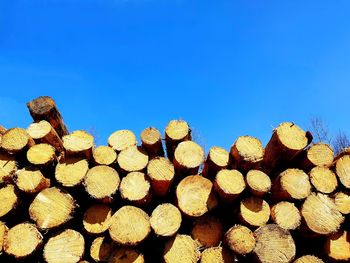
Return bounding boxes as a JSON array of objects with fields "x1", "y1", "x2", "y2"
[
  {"x1": 0, "y1": 184, "x2": 18, "y2": 218},
  {"x1": 117, "y1": 146, "x2": 149, "y2": 173},
  {"x1": 44, "y1": 229, "x2": 85, "y2": 263},
  {"x1": 55, "y1": 157, "x2": 89, "y2": 187},
  {"x1": 240, "y1": 197, "x2": 270, "y2": 227},
  {"x1": 200, "y1": 247, "x2": 234, "y2": 263},
  {"x1": 224, "y1": 225, "x2": 256, "y2": 255},
  {"x1": 174, "y1": 141, "x2": 205, "y2": 174},
  {"x1": 63, "y1": 130, "x2": 94, "y2": 158},
  {"x1": 147, "y1": 157, "x2": 175, "y2": 196},
  {"x1": 325, "y1": 230, "x2": 350, "y2": 261},
  {"x1": 92, "y1": 146, "x2": 117, "y2": 166},
  {"x1": 0, "y1": 221, "x2": 7, "y2": 253},
  {"x1": 191, "y1": 215, "x2": 223, "y2": 248},
  {"x1": 305, "y1": 143, "x2": 334, "y2": 168},
  {"x1": 335, "y1": 155, "x2": 350, "y2": 188},
  {"x1": 163, "y1": 234, "x2": 200, "y2": 263},
  {"x1": 29, "y1": 187, "x2": 75, "y2": 229},
  {"x1": 202, "y1": 146, "x2": 230, "y2": 178},
  {"x1": 214, "y1": 169, "x2": 245, "y2": 202},
  {"x1": 334, "y1": 191, "x2": 350, "y2": 214},
  {"x1": 120, "y1": 172, "x2": 151, "y2": 205},
  {"x1": 109, "y1": 206, "x2": 150, "y2": 246},
  {"x1": 3, "y1": 223, "x2": 43, "y2": 258},
  {"x1": 246, "y1": 170, "x2": 271, "y2": 196},
  {"x1": 90, "y1": 236, "x2": 113, "y2": 262},
  {"x1": 141, "y1": 127, "x2": 164, "y2": 157},
  {"x1": 309, "y1": 167, "x2": 338, "y2": 194},
  {"x1": 108, "y1": 130, "x2": 137, "y2": 152},
  {"x1": 271, "y1": 201, "x2": 301, "y2": 230},
  {"x1": 277, "y1": 122, "x2": 309, "y2": 150},
  {"x1": 1, "y1": 128, "x2": 34, "y2": 154},
  {"x1": 150, "y1": 203, "x2": 182, "y2": 237},
  {"x1": 165, "y1": 120, "x2": 191, "y2": 160},
  {"x1": 27, "y1": 143, "x2": 56, "y2": 166},
  {"x1": 83, "y1": 204, "x2": 112, "y2": 235},
  {"x1": 293, "y1": 255, "x2": 324, "y2": 263},
  {"x1": 15, "y1": 167, "x2": 50, "y2": 193},
  {"x1": 0, "y1": 152, "x2": 17, "y2": 184},
  {"x1": 109, "y1": 247, "x2": 145, "y2": 263}
]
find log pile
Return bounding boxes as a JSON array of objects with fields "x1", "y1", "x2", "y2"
[{"x1": 0, "y1": 96, "x2": 349, "y2": 263}]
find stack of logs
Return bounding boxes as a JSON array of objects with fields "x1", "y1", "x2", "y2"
[{"x1": 0, "y1": 96, "x2": 350, "y2": 263}]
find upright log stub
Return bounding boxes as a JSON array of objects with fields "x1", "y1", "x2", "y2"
[
  {"x1": 253, "y1": 224, "x2": 296, "y2": 263},
  {"x1": 263, "y1": 122, "x2": 311, "y2": 173},
  {"x1": 27, "y1": 96, "x2": 68, "y2": 137},
  {"x1": 165, "y1": 120, "x2": 191, "y2": 161},
  {"x1": 163, "y1": 234, "x2": 201, "y2": 263}
]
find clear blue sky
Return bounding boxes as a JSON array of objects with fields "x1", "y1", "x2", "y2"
[{"x1": 0, "y1": 1, "x2": 349, "y2": 151}]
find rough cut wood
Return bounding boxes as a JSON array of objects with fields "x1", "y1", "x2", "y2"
[
  {"x1": 43, "y1": 229, "x2": 85, "y2": 263},
  {"x1": 15, "y1": 167, "x2": 50, "y2": 194},
  {"x1": 272, "y1": 168, "x2": 311, "y2": 200},
  {"x1": 0, "y1": 184, "x2": 18, "y2": 218},
  {"x1": 3, "y1": 223, "x2": 43, "y2": 259},
  {"x1": 92, "y1": 145, "x2": 117, "y2": 166},
  {"x1": 213, "y1": 169, "x2": 245, "y2": 202},
  {"x1": 55, "y1": 157, "x2": 89, "y2": 187},
  {"x1": 163, "y1": 234, "x2": 200, "y2": 263},
  {"x1": 271, "y1": 201, "x2": 301, "y2": 230},
  {"x1": 333, "y1": 191, "x2": 350, "y2": 214},
  {"x1": 29, "y1": 187, "x2": 76, "y2": 229},
  {"x1": 150, "y1": 203, "x2": 182, "y2": 237},
  {"x1": 200, "y1": 247, "x2": 234, "y2": 263},
  {"x1": 83, "y1": 165, "x2": 120, "y2": 202},
  {"x1": 108, "y1": 129, "x2": 137, "y2": 152},
  {"x1": 1, "y1": 128, "x2": 35, "y2": 154},
  {"x1": 246, "y1": 170, "x2": 271, "y2": 196},
  {"x1": 173, "y1": 141, "x2": 205, "y2": 175},
  {"x1": 325, "y1": 230, "x2": 350, "y2": 261},
  {"x1": 117, "y1": 146, "x2": 149, "y2": 173},
  {"x1": 176, "y1": 175, "x2": 217, "y2": 217},
  {"x1": 0, "y1": 152, "x2": 17, "y2": 184},
  {"x1": 296, "y1": 143, "x2": 334, "y2": 171},
  {"x1": 224, "y1": 225, "x2": 256, "y2": 255},
  {"x1": 0, "y1": 221, "x2": 7, "y2": 254},
  {"x1": 263, "y1": 122, "x2": 311, "y2": 173},
  {"x1": 141, "y1": 127, "x2": 164, "y2": 158},
  {"x1": 230, "y1": 136, "x2": 264, "y2": 171},
  {"x1": 335, "y1": 155, "x2": 350, "y2": 188},
  {"x1": 301, "y1": 193, "x2": 344, "y2": 235},
  {"x1": 309, "y1": 167, "x2": 338, "y2": 194},
  {"x1": 293, "y1": 255, "x2": 324, "y2": 263},
  {"x1": 253, "y1": 224, "x2": 296, "y2": 263},
  {"x1": 90, "y1": 236, "x2": 113, "y2": 262},
  {"x1": 63, "y1": 130, "x2": 94, "y2": 159},
  {"x1": 27, "y1": 143, "x2": 56, "y2": 167},
  {"x1": 334, "y1": 147, "x2": 350, "y2": 162},
  {"x1": 27, "y1": 120, "x2": 63, "y2": 152},
  {"x1": 109, "y1": 247, "x2": 145, "y2": 263},
  {"x1": 83, "y1": 204, "x2": 112, "y2": 235},
  {"x1": 165, "y1": 120, "x2": 191, "y2": 161},
  {"x1": 109, "y1": 206, "x2": 150, "y2": 246},
  {"x1": 191, "y1": 215, "x2": 223, "y2": 248},
  {"x1": 27, "y1": 96, "x2": 68, "y2": 138},
  {"x1": 147, "y1": 157, "x2": 175, "y2": 196},
  {"x1": 202, "y1": 146, "x2": 230, "y2": 178},
  {"x1": 239, "y1": 197, "x2": 270, "y2": 227},
  {"x1": 119, "y1": 172, "x2": 151, "y2": 205}
]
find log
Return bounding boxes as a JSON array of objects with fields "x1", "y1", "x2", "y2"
[
  {"x1": 333, "y1": 191, "x2": 350, "y2": 214},
  {"x1": 117, "y1": 146, "x2": 149, "y2": 173},
  {"x1": 119, "y1": 172, "x2": 151, "y2": 205},
  {"x1": 83, "y1": 165, "x2": 120, "y2": 202},
  {"x1": 108, "y1": 129, "x2": 137, "y2": 152},
  {"x1": 202, "y1": 146, "x2": 230, "y2": 178},
  {"x1": 15, "y1": 167, "x2": 50, "y2": 194},
  {"x1": 27, "y1": 143, "x2": 56, "y2": 167},
  {"x1": 246, "y1": 170, "x2": 271, "y2": 196},
  {"x1": 27, "y1": 120, "x2": 63, "y2": 152},
  {"x1": 63, "y1": 130, "x2": 94, "y2": 159},
  {"x1": 0, "y1": 125, "x2": 6, "y2": 135},
  {"x1": 230, "y1": 135, "x2": 264, "y2": 172},
  {"x1": 213, "y1": 169, "x2": 245, "y2": 202},
  {"x1": 301, "y1": 193, "x2": 344, "y2": 235},
  {"x1": 83, "y1": 204, "x2": 112, "y2": 235},
  {"x1": 141, "y1": 127, "x2": 164, "y2": 158},
  {"x1": 239, "y1": 197, "x2": 270, "y2": 228},
  {"x1": 29, "y1": 187, "x2": 76, "y2": 229},
  {"x1": 253, "y1": 224, "x2": 296, "y2": 263},
  {"x1": 173, "y1": 141, "x2": 205, "y2": 175},
  {"x1": 27, "y1": 96, "x2": 68, "y2": 137},
  {"x1": 0, "y1": 184, "x2": 18, "y2": 218},
  {"x1": 309, "y1": 167, "x2": 338, "y2": 194},
  {"x1": 43, "y1": 229, "x2": 85, "y2": 263},
  {"x1": 334, "y1": 147, "x2": 350, "y2": 162},
  {"x1": 272, "y1": 168, "x2": 311, "y2": 200},
  {"x1": 176, "y1": 175, "x2": 218, "y2": 217},
  {"x1": 3, "y1": 223, "x2": 43, "y2": 259},
  {"x1": 150, "y1": 203, "x2": 182, "y2": 237},
  {"x1": 165, "y1": 120, "x2": 191, "y2": 161},
  {"x1": 147, "y1": 157, "x2": 175, "y2": 197},
  {"x1": 108, "y1": 206, "x2": 150, "y2": 246},
  {"x1": 263, "y1": 122, "x2": 311, "y2": 173},
  {"x1": 163, "y1": 234, "x2": 200, "y2": 263},
  {"x1": 224, "y1": 225, "x2": 256, "y2": 255},
  {"x1": 90, "y1": 236, "x2": 113, "y2": 262},
  {"x1": 0, "y1": 221, "x2": 7, "y2": 254},
  {"x1": 0, "y1": 152, "x2": 17, "y2": 184},
  {"x1": 293, "y1": 255, "x2": 324, "y2": 263},
  {"x1": 271, "y1": 201, "x2": 301, "y2": 230},
  {"x1": 191, "y1": 215, "x2": 223, "y2": 248},
  {"x1": 325, "y1": 230, "x2": 350, "y2": 261},
  {"x1": 109, "y1": 247, "x2": 145, "y2": 263},
  {"x1": 55, "y1": 157, "x2": 89, "y2": 187},
  {"x1": 1, "y1": 128, "x2": 35, "y2": 154},
  {"x1": 200, "y1": 247, "x2": 234, "y2": 263},
  {"x1": 335, "y1": 155, "x2": 350, "y2": 188},
  {"x1": 92, "y1": 146, "x2": 117, "y2": 166},
  {"x1": 296, "y1": 143, "x2": 334, "y2": 171}
]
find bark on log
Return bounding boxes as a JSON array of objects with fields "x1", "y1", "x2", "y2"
[
  {"x1": 150, "y1": 203, "x2": 182, "y2": 237},
  {"x1": 147, "y1": 157, "x2": 175, "y2": 197},
  {"x1": 119, "y1": 172, "x2": 151, "y2": 205},
  {"x1": 224, "y1": 225, "x2": 256, "y2": 255},
  {"x1": 1, "y1": 128, "x2": 35, "y2": 154},
  {"x1": 165, "y1": 120, "x2": 191, "y2": 161},
  {"x1": 191, "y1": 215, "x2": 223, "y2": 248},
  {"x1": 173, "y1": 141, "x2": 205, "y2": 176},
  {"x1": 141, "y1": 127, "x2": 164, "y2": 158},
  {"x1": 202, "y1": 146, "x2": 230, "y2": 178},
  {"x1": 163, "y1": 234, "x2": 200, "y2": 263}
]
